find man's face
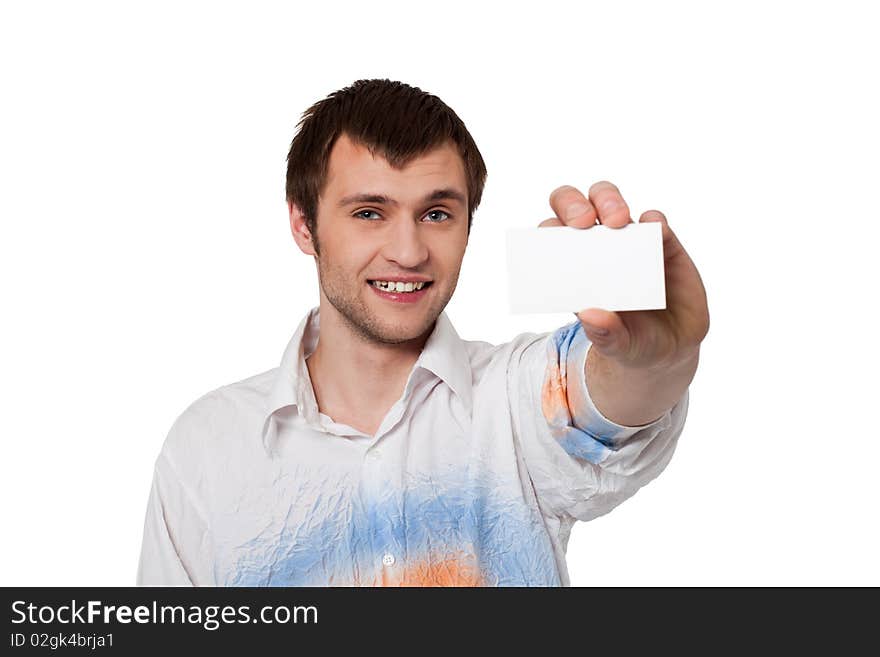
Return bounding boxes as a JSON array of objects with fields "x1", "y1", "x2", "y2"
[{"x1": 292, "y1": 133, "x2": 470, "y2": 345}]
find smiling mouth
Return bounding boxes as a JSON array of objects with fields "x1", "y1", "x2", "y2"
[{"x1": 367, "y1": 280, "x2": 434, "y2": 293}]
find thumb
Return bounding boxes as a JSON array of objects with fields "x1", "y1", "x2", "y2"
[{"x1": 574, "y1": 308, "x2": 631, "y2": 359}]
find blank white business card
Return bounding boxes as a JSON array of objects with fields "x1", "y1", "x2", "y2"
[{"x1": 506, "y1": 223, "x2": 666, "y2": 313}]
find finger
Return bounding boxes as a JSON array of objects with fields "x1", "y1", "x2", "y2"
[
  {"x1": 574, "y1": 307, "x2": 632, "y2": 359},
  {"x1": 538, "y1": 217, "x2": 564, "y2": 228},
  {"x1": 638, "y1": 209, "x2": 685, "y2": 261},
  {"x1": 588, "y1": 180, "x2": 632, "y2": 228},
  {"x1": 638, "y1": 209, "x2": 708, "y2": 344},
  {"x1": 548, "y1": 185, "x2": 598, "y2": 228}
]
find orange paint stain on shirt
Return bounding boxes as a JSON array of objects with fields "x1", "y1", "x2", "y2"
[
  {"x1": 541, "y1": 360, "x2": 570, "y2": 430},
  {"x1": 350, "y1": 553, "x2": 484, "y2": 587},
  {"x1": 393, "y1": 557, "x2": 484, "y2": 587}
]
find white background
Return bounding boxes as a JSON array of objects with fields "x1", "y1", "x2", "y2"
[{"x1": 2, "y1": 0, "x2": 877, "y2": 586}]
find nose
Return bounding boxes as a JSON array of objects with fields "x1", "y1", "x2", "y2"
[{"x1": 381, "y1": 217, "x2": 429, "y2": 269}]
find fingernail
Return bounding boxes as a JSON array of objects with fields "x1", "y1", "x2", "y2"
[{"x1": 565, "y1": 203, "x2": 590, "y2": 220}]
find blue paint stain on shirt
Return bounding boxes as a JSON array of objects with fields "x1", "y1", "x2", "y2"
[
  {"x1": 546, "y1": 321, "x2": 629, "y2": 464},
  {"x1": 225, "y1": 470, "x2": 561, "y2": 587}
]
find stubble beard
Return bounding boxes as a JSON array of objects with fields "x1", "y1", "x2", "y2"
[{"x1": 316, "y1": 255, "x2": 457, "y2": 346}]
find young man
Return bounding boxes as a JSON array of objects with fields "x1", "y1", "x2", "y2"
[{"x1": 137, "y1": 79, "x2": 709, "y2": 586}]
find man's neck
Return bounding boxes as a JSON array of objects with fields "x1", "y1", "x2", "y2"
[{"x1": 305, "y1": 303, "x2": 432, "y2": 436}]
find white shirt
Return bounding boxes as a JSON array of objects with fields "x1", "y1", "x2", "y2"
[{"x1": 137, "y1": 306, "x2": 688, "y2": 586}]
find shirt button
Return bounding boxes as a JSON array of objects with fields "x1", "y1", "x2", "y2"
[{"x1": 382, "y1": 553, "x2": 395, "y2": 566}]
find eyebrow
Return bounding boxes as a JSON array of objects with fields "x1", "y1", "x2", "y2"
[{"x1": 337, "y1": 188, "x2": 467, "y2": 209}]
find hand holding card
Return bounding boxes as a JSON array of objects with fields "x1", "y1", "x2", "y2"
[{"x1": 517, "y1": 181, "x2": 710, "y2": 372}]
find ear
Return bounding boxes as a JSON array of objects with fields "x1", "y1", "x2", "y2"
[{"x1": 288, "y1": 201, "x2": 317, "y2": 256}]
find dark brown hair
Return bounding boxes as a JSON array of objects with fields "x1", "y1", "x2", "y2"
[{"x1": 285, "y1": 79, "x2": 487, "y2": 252}]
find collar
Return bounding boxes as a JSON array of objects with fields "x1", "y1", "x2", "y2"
[{"x1": 261, "y1": 305, "x2": 473, "y2": 454}]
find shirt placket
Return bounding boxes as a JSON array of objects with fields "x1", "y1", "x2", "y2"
[
  {"x1": 359, "y1": 398, "x2": 413, "y2": 586},
  {"x1": 317, "y1": 373, "x2": 419, "y2": 586}
]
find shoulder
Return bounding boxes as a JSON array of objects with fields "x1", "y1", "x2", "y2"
[
  {"x1": 157, "y1": 367, "x2": 277, "y2": 474},
  {"x1": 461, "y1": 327, "x2": 556, "y2": 379}
]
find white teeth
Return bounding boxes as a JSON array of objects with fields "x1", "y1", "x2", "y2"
[{"x1": 371, "y1": 280, "x2": 429, "y2": 292}]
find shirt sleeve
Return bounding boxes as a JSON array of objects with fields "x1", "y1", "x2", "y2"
[
  {"x1": 136, "y1": 461, "x2": 193, "y2": 586},
  {"x1": 136, "y1": 450, "x2": 212, "y2": 586},
  {"x1": 509, "y1": 319, "x2": 689, "y2": 524}
]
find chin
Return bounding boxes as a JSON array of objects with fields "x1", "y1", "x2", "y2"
[
  {"x1": 369, "y1": 311, "x2": 438, "y2": 344},
  {"x1": 375, "y1": 321, "x2": 432, "y2": 344}
]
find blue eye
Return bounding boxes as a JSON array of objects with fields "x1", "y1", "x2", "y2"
[
  {"x1": 424, "y1": 210, "x2": 450, "y2": 222},
  {"x1": 354, "y1": 209, "x2": 450, "y2": 222}
]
